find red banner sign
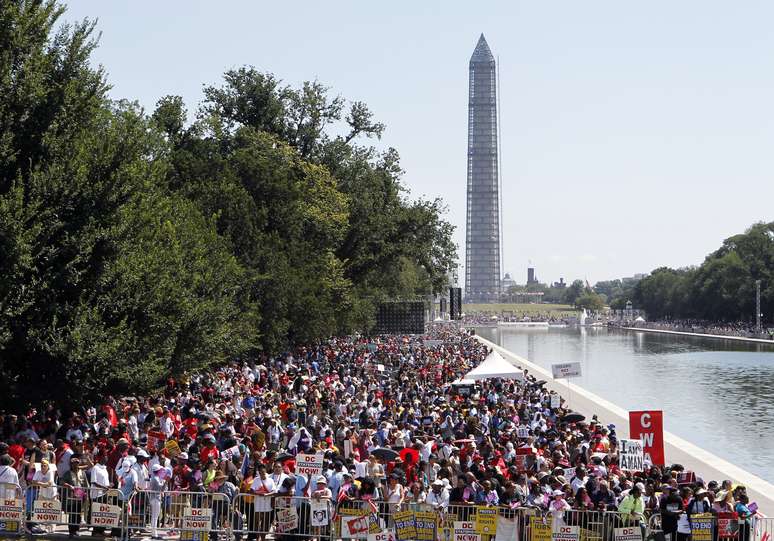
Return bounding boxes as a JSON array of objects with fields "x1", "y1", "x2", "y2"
[{"x1": 628, "y1": 410, "x2": 665, "y2": 466}]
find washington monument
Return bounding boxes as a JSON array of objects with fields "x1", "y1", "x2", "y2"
[{"x1": 465, "y1": 34, "x2": 501, "y2": 303}]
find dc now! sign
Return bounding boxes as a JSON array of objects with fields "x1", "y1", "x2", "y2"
[
  {"x1": 454, "y1": 521, "x2": 480, "y2": 541},
  {"x1": 614, "y1": 527, "x2": 643, "y2": 541},
  {"x1": 629, "y1": 410, "x2": 665, "y2": 466},
  {"x1": 183, "y1": 507, "x2": 212, "y2": 531},
  {"x1": 0, "y1": 499, "x2": 22, "y2": 522},
  {"x1": 296, "y1": 453, "x2": 324, "y2": 477},
  {"x1": 33, "y1": 500, "x2": 62, "y2": 524},
  {"x1": 552, "y1": 525, "x2": 580, "y2": 541},
  {"x1": 90, "y1": 503, "x2": 121, "y2": 528}
]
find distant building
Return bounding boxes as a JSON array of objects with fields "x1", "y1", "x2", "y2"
[
  {"x1": 621, "y1": 273, "x2": 648, "y2": 285},
  {"x1": 527, "y1": 267, "x2": 538, "y2": 285},
  {"x1": 552, "y1": 278, "x2": 567, "y2": 289},
  {"x1": 501, "y1": 273, "x2": 516, "y2": 293}
]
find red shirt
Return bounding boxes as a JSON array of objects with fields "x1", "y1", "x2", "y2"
[{"x1": 200, "y1": 445, "x2": 219, "y2": 464}]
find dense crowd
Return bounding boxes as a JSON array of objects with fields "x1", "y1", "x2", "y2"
[
  {"x1": 462, "y1": 312, "x2": 567, "y2": 326},
  {"x1": 627, "y1": 320, "x2": 774, "y2": 340},
  {"x1": 0, "y1": 329, "x2": 763, "y2": 539}
]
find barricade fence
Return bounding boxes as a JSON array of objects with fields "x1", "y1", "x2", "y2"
[{"x1": 0, "y1": 487, "x2": 773, "y2": 541}]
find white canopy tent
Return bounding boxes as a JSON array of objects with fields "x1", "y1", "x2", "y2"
[{"x1": 463, "y1": 350, "x2": 525, "y2": 381}]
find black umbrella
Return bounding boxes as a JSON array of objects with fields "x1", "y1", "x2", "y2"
[
  {"x1": 370, "y1": 447, "x2": 399, "y2": 461},
  {"x1": 276, "y1": 453, "x2": 294, "y2": 463},
  {"x1": 563, "y1": 413, "x2": 586, "y2": 423}
]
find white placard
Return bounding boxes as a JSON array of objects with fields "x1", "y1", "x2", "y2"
[
  {"x1": 552, "y1": 525, "x2": 580, "y2": 541},
  {"x1": 618, "y1": 439, "x2": 644, "y2": 471},
  {"x1": 90, "y1": 502, "x2": 121, "y2": 528},
  {"x1": 33, "y1": 500, "x2": 62, "y2": 524},
  {"x1": 182, "y1": 507, "x2": 212, "y2": 531},
  {"x1": 311, "y1": 499, "x2": 330, "y2": 526},
  {"x1": 551, "y1": 362, "x2": 582, "y2": 379},
  {"x1": 296, "y1": 453, "x2": 324, "y2": 476}
]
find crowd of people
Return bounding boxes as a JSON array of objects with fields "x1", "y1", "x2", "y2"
[
  {"x1": 626, "y1": 320, "x2": 774, "y2": 340},
  {"x1": 0, "y1": 328, "x2": 765, "y2": 540}
]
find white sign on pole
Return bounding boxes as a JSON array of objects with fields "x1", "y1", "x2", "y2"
[
  {"x1": 516, "y1": 426, "x2": 529, "y2": 439},
  {"x1": 618, "y1": 439, "x2": 644, "y2": 471},
  {"x1": 296, "y1": 453, "x2": 324, "y2": 477},
  {"x1": 551, "y1": 362, "x2": 582, "y2": 379},
  {"x1": 550, "y1": 394, "x2": 561, "y2": 409}
]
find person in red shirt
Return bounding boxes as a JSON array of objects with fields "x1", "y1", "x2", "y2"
[{"x1": 200, "y1": 434, "x2": 219, "y2": 464}]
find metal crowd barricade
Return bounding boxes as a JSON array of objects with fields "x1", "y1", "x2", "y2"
[
  {"x1": 130, "y1": 489, "x2": 232, "y2": 540},
  {"x1": 232, "y1": 493, "x2": 331, "y2": 541},
  {"x1": 0, "y1": 482, "x2": 24, "y2": 537}
]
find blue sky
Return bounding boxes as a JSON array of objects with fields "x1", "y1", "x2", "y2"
[{"x1": 63, "y1": 1, "x2": 774, "y2": 285}]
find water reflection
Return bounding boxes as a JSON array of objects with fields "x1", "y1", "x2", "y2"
[{"x1": 478, "y1": 326, "x2": 774, "y2": 484}]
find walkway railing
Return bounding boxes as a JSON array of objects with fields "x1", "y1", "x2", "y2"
[{"x1": 0, "y1": 485, "x2": 771, "y2": 541}]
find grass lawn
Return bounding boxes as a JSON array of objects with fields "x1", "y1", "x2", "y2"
[{"x1": 462, "y1": 303, "x2": 578, "y2": 316}]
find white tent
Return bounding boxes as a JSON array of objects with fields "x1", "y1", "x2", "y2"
[
  {"x1": 451, "y1": 378, "x2": 476, "y2": 386},
  {"x1": 634, "y1": 316, "x2": 646, "y2": 322},
  {"x1": 463, "y1": 350, "x2": 525, "y2": 381}
]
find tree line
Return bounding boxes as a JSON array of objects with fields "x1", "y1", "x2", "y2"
[
  {"x1": 0, "y1": 1, "x2": 456, "y2": 408},
  {"x1": 631, "y1": 222, "x2": 774, "y2": 322}
]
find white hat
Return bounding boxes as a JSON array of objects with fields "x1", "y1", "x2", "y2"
[
  {"x1": 136, "y1": 449, "x2": 150, "y2": 458},
  {"x1": 552, "y1": 490, "x2": 564, "y2": 497},
  {"x1": 152, "y1": 464, "x2": 164, "y2": 473},
  {"x1": 317, "y1": 476, "x2": 327, "y2": 484}
]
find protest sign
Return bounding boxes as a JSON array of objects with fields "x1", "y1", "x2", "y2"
[
  {"x1": 33, "y1": 499, "x2": 62, "y2": 524},
  {"x1": 529, "y1": 516, "x2": 552, "y2": 541},
  {"x1": 276, "y1": 507, "x2": 299, "y2": 534},
  {"x1": 717, "y1": 512, "x2": 739, "y2": 539},
  {"x1": 677, "y1": 472, "x2": 696, "y2": 486},
  {"x1": 614, "y1": 527, "x2": 643, "y2": 541},
  {"x1": 147, "y1": 430, "x2": 166, "y2": 452},
  {"x1": 690, "y1": 513, "x2": 713, "y2": 541},
  {"x1": 90, "y1": 502, "x2": 121, "y2": 528},
  {"x1": 164, "y1": 439, "x2": 181, "y2": 457},
  {"x1": 310, "y1": 499, "x2": 330, "y2": 526},
  {"x1": 550, "y1": 394, "x2": 561, "y2": 409},
  {"x1": 221, "y1": 445, "x2": 241, "y2": 461},
  {"x1": 628, "y1": 410, "x2": 665, "y2": 466},
  {"x1": 618, "y1": 439, "x2": 644, "y2": 471},
  {"x1": 551, "y1": 362, "x2": 582, "y2": 379},
  {"x1": 182, "y1": 507, "x2": 212, "y2": 531},
  {"x1": 495, "y1": 516, "x2": 519, "y2": 541},
  {"x1": 377, "y1": 364, "x2": 385, "y2": 372},
  {"x1": 343, "y1": 439, "x2": 353, "y2": 458},
  {"x1": 296, "y1": 453, "x2": 324, "y2": 477},
  {"x1": 368, "y1": 531, "x2": 396, "y2": 541},
  {"x1": 394, "y1": 510, "x2": 417, "y2": 541},
  {"x1": 454, "y1": 521, "x2": 481, "y2": 541},
  {"x1": 517, "y1": 427, "x2": 530, "y2": 439},
  {"x1": 0, "y1": 498, "x2": 22, "y2": 533},
  {"x1": 552, "y1": 525, "x2": 580, "y2": 541},
  {"x1": 475, "y1": 507, "x2": 498, "y2": 535},
  {"x1": 339, "y1": 509, "x2": 381, "y2": 539},
  {"x1": 563, "y1": 468, "x2": 576, "y2": 481},
  {"x1": 414, "y1": 511, "x2": 438, "y2": 541}
]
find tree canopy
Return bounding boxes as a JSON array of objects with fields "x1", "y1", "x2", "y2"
[
  {"x1": 0, "y1": 1, "x2": 456, "y2": 409},
  {"x1": 633, "y1": 222, "x2": 774, "y2": 322}
]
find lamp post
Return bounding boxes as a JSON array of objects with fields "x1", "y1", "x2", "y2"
[{"x1": 756, "y1": 280, "x2": 762, "y2": 333}]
